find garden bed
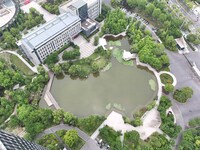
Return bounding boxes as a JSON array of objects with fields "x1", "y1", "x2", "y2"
[{"x1": 160, "y1": 73, "x2": 173, "y2": 84}]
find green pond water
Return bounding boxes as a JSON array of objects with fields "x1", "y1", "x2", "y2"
[{"x1": 41, "y1": 37, "x2": 158, "y2": 118}]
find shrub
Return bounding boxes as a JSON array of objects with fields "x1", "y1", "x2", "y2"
[
  {"x1": 160, "y1": 73, "x2": 173, "y2": 84},
  {"x1": 94, "y1": 36, "x2": 99, "y2": 46},
  {"x1": 164, "y1": 83, "x2": 174, "y2": 93},
  {"x1": 44, "y1": 53, "x2": 59, "y2": 65},
  {"x1": 131, "y1": 117, "x2": 142, "y2": 127},
  {"x1": 63, "y1": 129, "x2": 78, "y2": 148},
  {"x1": 62, "y1": 49, "x2": 80, "y2": 60},
  {"x1": 188, "y1": 117, "x2": 200, "y2": 127},
  {"x1": 173, "y1": 87, "x2": 193, "y2": 103},
  {"x1": 77, "y1": 115, "x2": 105, "y2": 135}
]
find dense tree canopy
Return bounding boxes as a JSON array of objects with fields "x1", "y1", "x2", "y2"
[
  {"x1": 125, "y1": 0, "x2": 184, "y2": 51},
  {"x1": 179, "y1": 128, "x2": 200, "y2": 150},
  {"x1": 127, "y1": 20, "x2": 169, "y2": 70},
  {"x1": 102, "y1": 8, "x2": 129, "y2": 35},
  {"x1": 158, "y1": 96, "x2": 181, "y2": 138}
]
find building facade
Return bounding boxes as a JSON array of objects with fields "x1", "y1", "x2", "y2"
[
  {"x1": 18, "y1": 12, "x2": 81, "y2": 65},
  {"x1": 0, "y1": 130, "x2": 47, "y2": 150}
]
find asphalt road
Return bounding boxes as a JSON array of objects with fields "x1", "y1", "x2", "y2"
[{"x1": 167, "y1": 50, "x2": 200, "y2": 126}]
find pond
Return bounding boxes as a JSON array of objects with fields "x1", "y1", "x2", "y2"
[{"x1": 41, "y1": 37, "x2": 158, "y2": 118}]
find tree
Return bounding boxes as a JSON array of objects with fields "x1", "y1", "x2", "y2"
[
  {"x1": 61, "y1": 62, "x2": 71, "y2": 73},
  {"x1": 52, "y1": 109, "x2": 64, "y2": 124},
  {"x1": 160, "y1": 54, "x2": 170, "y2": 65},
  {"x1": 9, "y1": 115, "x2": 21, "y2": 128},
  {"x1": 62, "y1": 49, "x2": 80, "y2": 60},
  {"x1": 145, "y1": 3, "x2": 155, "y2": 16},
  {"x1": 52, "y1": 64, "x2": 62, "y2": 75},
  {"x1": 44, "y1": 53, "x2": 59, "y2": 65},
  {"x1": 152, "y1": 8, "x2": 161, "y2": 19},
  {"x1": 132, "y1": 117, "x2": 142, "y2": 127},
  {"x1": 137, "y1": 0, "x2": 147, "y2": 10},
  {"x1": 63, "y1": 112, "x2": 75, "y2": 125},
  {"x1": 127, "y1": 0, "x2": 138, "y2": 8},
  {"x1": 99, "y1": 126, "x2": 122, "y2": 150},
  {"x1": 173, "y1": 87, "x2": 193, "y2": 103},
  {"x1": 102, "y1": 8, "x2": 128, "y2": 35},
  {"x1": 94, "y1": 36, "x2": 99, "y2": 46},
  {"x1": 164, "y1": 84, "x2": 174, "y2": 93},
  {"x1": 63, "y1": 129, "x2": 78, "y2": 148},
  {"x1": 124, "y1": 130, "x2": 140, "y2": 146},
  {"x1": 165, "y1": 35, "x2": 177, "y2": 51}
]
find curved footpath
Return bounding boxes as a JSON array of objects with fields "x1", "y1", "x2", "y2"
[
  {"x1": 159, "y1": 71, "x2": 177, "y2": 87},
  {"x1": 35, "y1": 124, "x2": 101, "y2": 150},
  {"x1": 0, "y1": 50, "x2": 38, "y2": 73}
]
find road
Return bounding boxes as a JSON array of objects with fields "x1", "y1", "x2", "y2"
[{"x1": 167, "y1": 50, "x2": 200, "y2": 126}]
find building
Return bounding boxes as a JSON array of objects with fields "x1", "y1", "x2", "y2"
[
  {"x1": 59, "y1": 0, "x2": 101, "y2": 37},
  {"x1": 59, "y1": 0, "x2": 101, "y2": 20},
  {"x1": 0, "y1": 130, "x2": 47, "y2": 150},
  {"x1": 18, "y1": 0, "x2": 101, "y2": 65},
  {"x1": 18, "y1": 12, "x2": 81, "y2": 65},
  {"x1": 175, "y1": 36, "x2": 187, "y2": 51},
  {"x1": 0, "y1": 0, "x2": 19, "y2": 30}
]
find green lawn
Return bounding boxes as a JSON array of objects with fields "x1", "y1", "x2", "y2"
[{"x1": 10, "y1": 55, "x2": 35, "y2": 76}]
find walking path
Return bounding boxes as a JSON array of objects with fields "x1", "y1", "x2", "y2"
[
  {"x1": 36, "y1": 124, "x2": 101, "y2": 150},
  {"x1": 91, "y1": 111, "x2": 165, "y2": 141},
  {"x1": 0, "y1": 50, "x2": 38, "y2": 73},
  {"x1": 159, "y1": 71, "x2": 177, "y2": 87},
  {"x1": 135, "y1": 56, "x2": 162, "y2": 103},
  {"x1": 43, "y1": 72, "x2": 60, "y2": 109}
]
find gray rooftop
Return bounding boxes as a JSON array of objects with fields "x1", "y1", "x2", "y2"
[
  {"x1": 22, "y1": 12, "x2": 81, "y2": 49},
  {"x1": 71, "y1": 0, "x2": 86, "y2": 9}
]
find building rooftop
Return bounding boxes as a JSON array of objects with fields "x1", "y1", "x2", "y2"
[
  {"x1": 83, "y1": 0, "x2": 98, "y2": 7},
  {"x1": 0, "y1": 0, "x2": 16, "y2": 28},
  {"x1": 71, "y1": 0, "x2": 86, "y2": 9},
  {"x1": 81, "y1": 18, "x2": 96, "y2": 30},
  {"x1": 175, "y1": 37, "x2": 186, "y2": 49},
  {"x1": 22, "y1": 12, "x2": 80, "y2": 49}
]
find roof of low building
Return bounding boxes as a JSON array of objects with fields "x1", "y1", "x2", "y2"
[{"x1": 175, "y1": 37, "x2": 185, "y2": 49}]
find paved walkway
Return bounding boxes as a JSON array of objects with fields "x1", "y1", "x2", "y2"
[
  {"x1": 43, "y1": 71, "x2": 60, "y2": 109},
  {"x1": 21, "y1": 1, "x2": 57, "y2": 22},
  {"x1": 91, "y1": 111, "x2": 165, "y2": 141},
  {"x1": 135, "y1": 57, "x2": 162, "y2": 103},
  {"x1": 0, "y1": 50, "x2": 38, "y2": 73},
  {"x1": 74, "y1": 35, "x2": 97, "y2": 58},
  {"x1": 36, "y1": 124, "x2": 101, "y2": 150}
]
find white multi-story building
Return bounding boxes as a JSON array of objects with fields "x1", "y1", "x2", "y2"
[
  {"x1": 18, "y1": 12, "x2": 81, "y2": 65},
  {"x1": 84, "y1": 0, "x2": 101, "y2": 19},
  {"x1": 18, "y1": 0, "x2": 102, "y2": 65},
  {"x1": 59, "y1": 0, "x2": 101, "y2": 20}
]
